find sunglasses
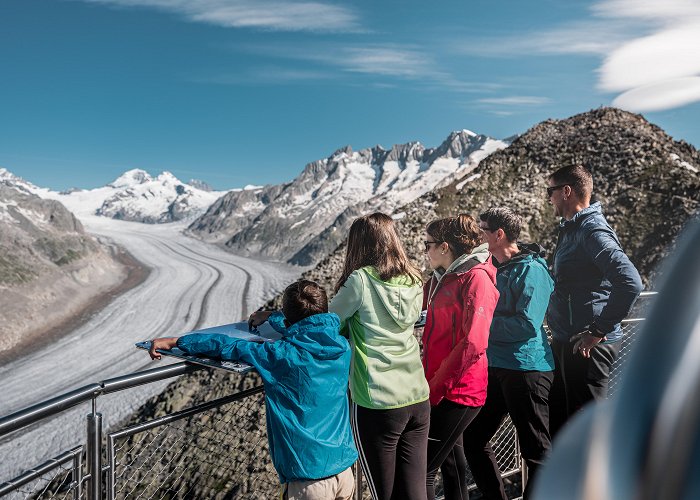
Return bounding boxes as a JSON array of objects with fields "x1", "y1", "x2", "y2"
[
  {"x1": 423, "y1": 240, "x2": 441, "y2": 251},
  {"x1": 546, "y1": 184, "x2": 568, "y2": 197}
]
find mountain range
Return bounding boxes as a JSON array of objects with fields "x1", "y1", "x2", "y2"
[
  {"x1": 292, "y1": 107, "x2": 700, "y2": 300},
  {"x1": 186, "y1": 130, "x2": 508, "y2": 265}
]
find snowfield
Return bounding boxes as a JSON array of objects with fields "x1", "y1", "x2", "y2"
[{"x1": 0, "y1": 215, "x2": 300, "y2": 479}]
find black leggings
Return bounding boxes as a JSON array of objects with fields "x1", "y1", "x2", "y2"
[
  {"x1": 426, "y1": 399, "x2": 482, "y2": 500},
  {"x1": 351, "y1": 400, "x2": 430, "y2": 500}
]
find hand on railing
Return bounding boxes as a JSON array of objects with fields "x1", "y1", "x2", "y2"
[
  {"x1": 248, "y1": 310, "x2": 273, "y2": 331},
  {"x1": 149, "y1": 338, "x2": 178, "y2": 360}
]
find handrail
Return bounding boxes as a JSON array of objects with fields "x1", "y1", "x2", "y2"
[
  {"x1": 0, "y1": 446, "x2": 82, "y2": 496},
  {"x1": 0, "y1": 362, "x2": 203, "y2": 438}
]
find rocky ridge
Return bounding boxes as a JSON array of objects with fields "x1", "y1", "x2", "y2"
[
  {"x1": 296, "y1": 107, "x2": 700, "y2": 296},
  {"x1": 187, "y1": 130, "x2": 508, "y2": 266},
  {"x1": 0, "y1": 169, "x2": 129, "y2": 356}
]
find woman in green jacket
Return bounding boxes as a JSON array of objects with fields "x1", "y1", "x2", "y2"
[{"x1": 329, "y1": 212, "x2": 430, "y2": 500}]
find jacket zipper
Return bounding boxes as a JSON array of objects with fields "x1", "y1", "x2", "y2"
[
  {"x1": 423, "y1": 305, "x2": 436, "y2": 373},
  {"x1": 451, "y1": 313, "x2": 456, "y2": 348},
  {"x1": 568, "y1": 294, "x2": 573, "y2": 326}
]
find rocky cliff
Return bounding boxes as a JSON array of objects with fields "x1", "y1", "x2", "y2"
[{"x1": 0, "y1": 169, "x2": 132, "y2": 358}]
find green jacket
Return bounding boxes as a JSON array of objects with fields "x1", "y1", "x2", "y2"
[{"x1": 329, "y1": 266, "x2": 430, "y2": 409}]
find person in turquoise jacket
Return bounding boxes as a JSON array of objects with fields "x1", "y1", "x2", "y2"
[
  {"x1": 149, "y1": 280, "x2": 358, "y2": 500},
  {"x1": 461, "y1": 208, "x2": 555, "y2": 500}
]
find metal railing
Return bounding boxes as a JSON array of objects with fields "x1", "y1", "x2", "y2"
[{"x1": 1, "y1": 292, "x2": 656, "y2": 499}]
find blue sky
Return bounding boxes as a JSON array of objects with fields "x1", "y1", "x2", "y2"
[{"x1": 2, "y1": 0, "x2": 699, "y2": 191}]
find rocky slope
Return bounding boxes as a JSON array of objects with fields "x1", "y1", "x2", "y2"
[
  {"x1": 296, "y1": 107, "x2": 700, "y2": 295},
  {"x1": 187, "y1": 131, "x2": 508, "y2": 266},
  {"x1": 0, "y1": 169, "x2": 131, "y2": 358},
  {"x1": 115, "y1": 108, "x2": 700, "y2": 498}
]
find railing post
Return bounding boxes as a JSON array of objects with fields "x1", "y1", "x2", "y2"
[
  {"x1": 73, "y1": 449, "x2": 83, "y2": 500},
  {"x1": 106, "y1": 435, "x2": 116, "y2": 500},
  {"x1": 87, "y1": 405, "x2": 103, "y2": 500}
]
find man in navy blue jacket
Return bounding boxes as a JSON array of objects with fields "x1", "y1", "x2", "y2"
[{"x1": 546, "y1": 164, "x2": 643, "y2": 437}]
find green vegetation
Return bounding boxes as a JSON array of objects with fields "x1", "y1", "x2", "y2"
[{"x1": 0, "y1": 254, "x2": 36, "y2": 285}]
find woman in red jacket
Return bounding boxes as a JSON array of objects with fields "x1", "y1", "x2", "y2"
[{"x1": 422, "y1": 214, "x2": 499, "y2": 500}]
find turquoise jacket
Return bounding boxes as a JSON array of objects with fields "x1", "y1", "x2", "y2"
[
  {"x1": 488, "y1": 243, "x2": 555, "y2": 372},
  {"x1": 176, "y1": 312, "x2": 358, "y2": 484}
]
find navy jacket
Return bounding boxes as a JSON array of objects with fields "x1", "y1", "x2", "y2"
[
  {"x1": 177, "y1": 312, "x2": 358, "y2": 484},
  {"x1": 547, "y1": 202, "x2": 643, "y2": 343}
]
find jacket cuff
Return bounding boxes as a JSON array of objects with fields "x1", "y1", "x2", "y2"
[
  {"x1": 175, "y1": 336, "x2": 189, "y2": 353},
  {"x1": 589, "y1": 324, "x2": 607, "y2": 338}
]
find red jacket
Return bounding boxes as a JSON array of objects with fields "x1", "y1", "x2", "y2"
[{"x1": 422, "y1": 250, "x2": 499, "y2": 407}]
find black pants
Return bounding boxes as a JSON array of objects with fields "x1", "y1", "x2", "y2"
[
  {"x1": 426, "y1": 399, "x2": 482, "y2": 500},
  {"x1": 549, "y1": 339, "x2": 620, "y2": 438},
  {"x1": 462, "y1": 368, "x2": 553, "y2": 500},
  {"x1": 351, "y1": 400, "x2": 430, "y2": 500}
]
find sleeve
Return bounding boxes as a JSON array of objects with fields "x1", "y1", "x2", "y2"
[
  {"x1": 583, "y1": 228, "x2": 644, "y2": 334},
  {"x1": 428, "y1": 270, "x2": 499, "y2": 405},
  {"x1": 490, "y1": 263, "x2": 553, "y2": 343},
  {"x1": 329, "y1": 271, "x2": 364, "y2": 336},
  {"x1": 266, "y1": 311, "x2": 288, "y2": 334},
  {"x1": 176, "y1": 333, "x2": 283, "y2": 383}
]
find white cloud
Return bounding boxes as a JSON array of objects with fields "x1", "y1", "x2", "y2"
[
  {"x1": 233, "y1": 42, "x2": 446, "y2": 80},
  {"x1": 477, "y1": 96, "x2": 551, "y2": 106},
  {"x1": 612, "y1": 77, "x2": 700, "y2": 112},
  {"x1": 191, "y1": 67, "x2": 336, "y2": 85},
  {"x1": 79, "y1": 0, "x2": 360, "y2": 32},
  {"x1": 593, "y1": 0, "x2": 700, "y2": 22},
  {"x1": 340, "y1": 47, "x2": 430, "y2": 78},
  {"x1": 599, "y1": 22, "x2": 700, "y2": 92},
  {"x1": 595, "y1": 0, "x2": 700, "y2": 110},
  {"x1": 460, "y1": 0, "x2": 700, "y2": 112},
  {"x1": 457, "y1": 20, "x2": 639, "y2": 57}
]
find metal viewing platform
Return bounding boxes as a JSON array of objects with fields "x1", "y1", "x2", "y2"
[{"x1": 0, "y1": 293, "x2": 657, "y2": 500}]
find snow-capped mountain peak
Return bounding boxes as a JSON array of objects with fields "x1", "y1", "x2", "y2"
[
  {"x1": 188, "y1": 129, "x2": 510, "y2": 265},
  {"x1": 0, "y1": 168, "x2": 42, "y2": 195},
  {"x1": 109, "y1": 169, "x2": 153, "y2": 188}
]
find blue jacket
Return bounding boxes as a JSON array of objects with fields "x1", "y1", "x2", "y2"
[
  {"x1": 547, "y1": 202, "x2": 643, "y2": 343},
  {"x1": 176, "y1": 312, "x2": 358, "y2": 484},
  {"x1": 488, "y1": 243, "x2": 555, "y2": 372}
]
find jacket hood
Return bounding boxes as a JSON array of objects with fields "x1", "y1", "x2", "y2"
[
  {"x1": 284, "y1": 313, "x2": 347, "y2": 360},
  {"x1": 516, "y1": 241, "x2": 546, "y2": 258},
  {"x1": 363, "y1": 266, "x2": 422, "y2": 330},
  {"x1": 501, "y1": 242, "x2": 550, "y2": 273},
  {"x1": 433, "y1": 242, "x2": 490, "y2": 280}
]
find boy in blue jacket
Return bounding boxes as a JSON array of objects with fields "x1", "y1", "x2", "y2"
[{"x1": 149, "y1": 280, "x2": 358, "y2": 500}]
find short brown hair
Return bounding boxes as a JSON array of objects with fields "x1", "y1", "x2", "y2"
[
  {"x1": 479, "y1": 207, "x2": 522, "y2": 242},
  {"x1": 282, "y1": 280, "x2": 328, "y2": 325},
  {"x1": 335, "y1": 212, "x2": 421, "y2": 292},
  {"x1": 549, "y1": 164, "x2": 593, "y2": 201},
  {"x1": 426, "y1": 214, "x2": 481, "y2": 257}
]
